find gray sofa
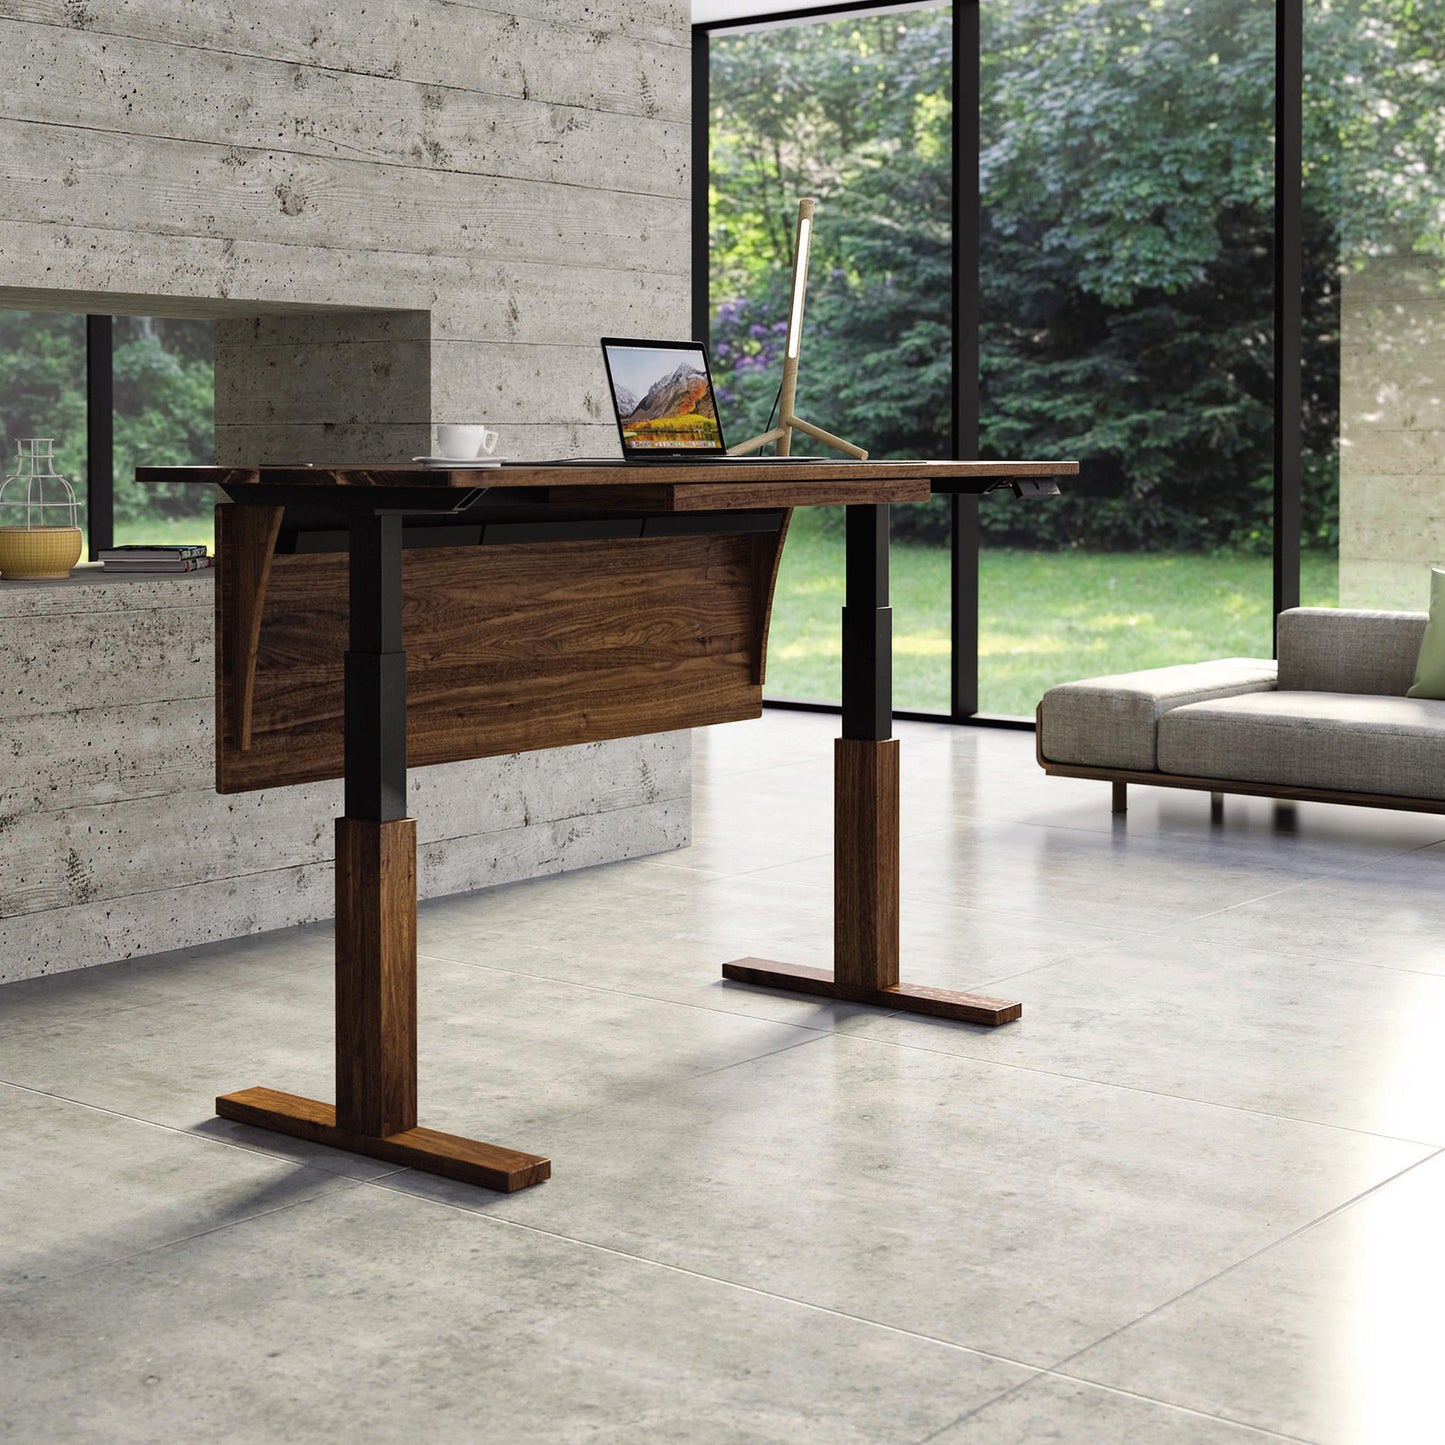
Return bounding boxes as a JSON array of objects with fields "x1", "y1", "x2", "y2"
[{"x1": 1037, "y1": 607, "x2": 1445, "y2": 815}]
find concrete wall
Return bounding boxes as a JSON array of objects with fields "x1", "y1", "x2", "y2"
[
  {"x1": 0, "y1": 574, "x2": 689, "y2": 983},
  {"x1": 1339, "y1": 256, "x2": 1445, "y2": 611},
  {"x1": 0, "y1": 1, "x2": 691, "y2": 460},
  {"x1": 0, "y1": 1, "x2": 694, "y2": 978}
]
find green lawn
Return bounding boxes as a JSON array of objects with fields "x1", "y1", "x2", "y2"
[
  {"x1": 112, "y1": 515, "x2": 215, "y2": 549},
  {"x1": 768, "y1": 510, "x2": 1339, "y2": 717}
]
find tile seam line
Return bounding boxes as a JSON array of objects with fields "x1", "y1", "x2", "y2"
[
  {"x1": 0, "y1": 1076, "x2": 409, "y2": 1183},
  {"x1": 0, "y1": 955, "x2": 330, "y2": 1021},
  {"x1": 791, "y1": 1027, "x2": 1445, "y2": 1151},
  {"x1": 667, "y1": 1028, "x2": 831, "y2": 1085},
  {"x1": 359, "y1": 1171, "x2": 1050, "y2": 1382},
  {"x1": 716, "y1": 850, "x2": 1330, "y2": 925},
  {"x1": 1011, "y1": 809, "x2": 1445, "y2": 849},
  {"x1": 0, "y1": 1173, "x2": 373, "y2": 1309},
  {"x1": 914, "y1": 1371, "x2": 1316, "y2": 1445},
  {"x1": 966, "y1": 931, "x2": 1171, "y2": 990},
  {"x1": 0, "y1": 1085, "x2": 1379, "y2": 1445},
  {"x1": 1033, "y1": 1371, "x2": 1320, "y2": 1444},
  {"x1": 970, "y1": 924, "x2": 1445, "y2": 991},
  {"x1": 1, "y1": 1037, "x2": 828, "y2": 1187},
  {"x1": 418, "y1": 948, "x2": 843, "y2": 1035},
  {"x1": 4, "y1": 114, "x2": 690, "y2": 200},
  {"x1": 1039, "y1": 1144, "x2": 1445, "y2": 1386},
  {"x1": 1131, "y1": 918, "x2": 1445, "y2": 982},
  {"x1": 1286, "y1": 831, "x2": 1445, "y2": 875},
  {"x1": 12, "y1": 970, "x2": 1436, "y2": 1157},
  {"x1": 1151, "y1": 832, "x2": 1445, "y2": 933},
  {"x1": 1035, "y1": 828, "x2": 1445, "y2": 881},
  {"x1": 626, "y1": 853, "x2": 1164, "y2": 939},
  {"x1": 908, "y1": 817, "x2": 1434, "y2": 886},
  {"x1": 483, "y1": 1033, "x2": 834, "y2": 1138},
  {"x1": 1173, "y1": 826, "x2": 1445, "y2": 901}
]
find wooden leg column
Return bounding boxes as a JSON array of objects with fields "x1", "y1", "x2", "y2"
[
  {"x1": 217, "y1": 510, "x2": 550, "y2": 1191},
  {"x1": 335, "y1": 815, "x2": 418, "y2": 1139},
  {"x1": 724, "y1": 503, "x2": 1021, "y2": 1026}
]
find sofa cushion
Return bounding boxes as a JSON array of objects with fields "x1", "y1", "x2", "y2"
[
  {"x1": 1276, "y1": 607, "x2": 1426, "y2": 696},
  {"x1": 1158, "y1": 690, "x2": 1445, "y2": 800},
  {"x1": 1039, "y1": 659, "x2": 1278, "y2": 772}
]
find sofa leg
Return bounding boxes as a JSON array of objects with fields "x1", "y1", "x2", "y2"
[
  {"x1": 1210, "y1": 790, "x2": 1225, "y2": 823},
  {"x1": 1111, "y1": 782, "x2": 1127, "y2": 814}
]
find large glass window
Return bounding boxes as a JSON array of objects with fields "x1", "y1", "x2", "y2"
[
  {"x1": 0, "y1": 311, "x2": 216, "y2": 557},
  {"x1": 707, "y1": 4, "x2": 954, "y2": 710},
  {"x1": 977, "y1": 0, "x2": 1277, "y2": 716},
  {"x1": 701, "y1": 2, "x2": 1435, "y2": 720},
  {"x1": 112, "y1": 317, "x2": 216, "y2": 549},
  {"x1": 1303, "y1": 2, "x2": 1445, "y2": 612},
  {"x1": 0, "y1": 311, "x2": 88, "y2": 544}
]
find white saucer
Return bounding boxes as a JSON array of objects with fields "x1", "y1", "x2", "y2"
[{"x1": 412, "y1": 455, "x2": 507, "y2": 468}]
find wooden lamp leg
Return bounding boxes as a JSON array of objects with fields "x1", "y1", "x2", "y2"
[
  {"x1": 724, "y1": 503, "x2": 1021, "y2": 1027},
  {"x1": 216, "y1": 511, "x2": 549, "y2": 1191}
]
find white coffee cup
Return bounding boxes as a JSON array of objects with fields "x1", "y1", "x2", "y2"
[{"x1": 436, "y1": 423, "x2": 499, "y2": 459}]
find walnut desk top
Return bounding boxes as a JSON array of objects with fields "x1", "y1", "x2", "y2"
[{"x1": 140, "y1": 458, "x2": 1078, "y2": 514}]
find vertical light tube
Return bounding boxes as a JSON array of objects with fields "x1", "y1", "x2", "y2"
[
  {"x1": 777, "y1": 197, "x2": 815, "y2": 457},
  {"x1": 788, "y1": 216, "x2": 812, "y2": 360}
]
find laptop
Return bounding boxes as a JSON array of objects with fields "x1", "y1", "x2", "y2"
[
  {"x1": 600, "y1": 336, "x2": 734, "y2": 460},
  {"x1": 529, "y1": 337, "x2": 834, "y2": 466}
]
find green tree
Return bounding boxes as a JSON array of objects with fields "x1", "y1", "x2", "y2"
[
  {"x1": 709, "y1": 0, "x2": 1445, "y2": 554},
  {"x1": 0, "y1": 313, "x2": 214, "y2": 536},
  {"x1": 111, "y1": 317, "x2": 215, "y2": 525},
  {"x1": 709, "y1": 8, "x2": 956, "y2": 504},
  {"x1": 0, "y1": 313, "x2": 87, "y2": 495}
]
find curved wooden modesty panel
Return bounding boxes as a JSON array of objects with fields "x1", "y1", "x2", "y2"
[{"x1": 215, "y1": 504, "x2": 789, "y2": 794}]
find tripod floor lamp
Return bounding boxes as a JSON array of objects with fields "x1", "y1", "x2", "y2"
[{"x1": 727, "y1": 198, "x2": 869, "y2": 461}]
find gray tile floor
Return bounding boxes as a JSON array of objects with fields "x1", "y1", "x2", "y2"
[{"x1": 4, "y1": 712, "x2": 1445, "y2": 1443}]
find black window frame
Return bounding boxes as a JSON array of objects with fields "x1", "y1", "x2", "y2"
[
  {"x1": 85, "y1": 314, "x2": 114, "y2": 560},
  {"x1": 694, "y1": 0, "x2": 1304, "y2": 727}
]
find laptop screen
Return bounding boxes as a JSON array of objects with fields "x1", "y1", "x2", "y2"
[{"x1": 600, "y1": 338, "x2": 727, "y2": 457}]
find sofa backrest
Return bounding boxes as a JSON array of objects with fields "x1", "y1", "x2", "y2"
[{"x1": 1276, "y1": 607, "x2": 1426, "y2": 696}]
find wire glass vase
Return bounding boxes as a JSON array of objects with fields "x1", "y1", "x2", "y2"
[{"x1": 0, "y1": 439, "x2": 85, "y2": 579}]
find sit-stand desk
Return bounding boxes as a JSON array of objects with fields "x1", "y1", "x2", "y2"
[{"x1": 140, "y1": 459, "x2": 1075, "y2": 1192}]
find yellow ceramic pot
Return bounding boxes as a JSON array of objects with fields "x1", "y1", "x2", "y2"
[{"x1": 0, "y1": 525, "x2": 84, "y2": 580}]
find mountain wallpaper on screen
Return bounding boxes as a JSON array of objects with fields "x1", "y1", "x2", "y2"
[{"x1": 618, "y1": 362, "x2": 721, "y2": 449}]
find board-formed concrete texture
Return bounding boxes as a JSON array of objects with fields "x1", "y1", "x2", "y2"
[
  {"x1": 1, "y1": 1, "x2": 692, "y2": 463},
  {"x1": 0, "y1": 573, "x2": 690, "y2": 983},
  {"x1": 1339, "y1": 255, "x2": 1445, "y2": 611},
  {"x1": 0, "y1": 2, "x2": 693, "y2": 975}
]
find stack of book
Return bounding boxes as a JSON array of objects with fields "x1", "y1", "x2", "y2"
[{"x1": 99, "y1": 544, "x2": 213, "y2": 574}]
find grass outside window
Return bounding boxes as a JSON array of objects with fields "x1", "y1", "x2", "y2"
[{"x1": 766, "y1": 510, "x2": 1338, "y2": 718}]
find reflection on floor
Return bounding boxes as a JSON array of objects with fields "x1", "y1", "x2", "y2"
[{"x1": 4, "y1": 711, "x2": 1444, "y2": 1443}]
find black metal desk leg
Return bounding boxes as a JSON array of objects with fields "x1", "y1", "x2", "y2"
[
  {"x1": 215, "y1": 509, "x2": 551, "y2": 1190},
  {"x1": 336, "y1": 511, "x2": 415, "y2": 1137},
  {"x1": 835, "y1": 504, "x2": 900, "y2": 990},
  {"x1": 724, "y1": 503, "x2": 1022, "y2": 1025}
]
